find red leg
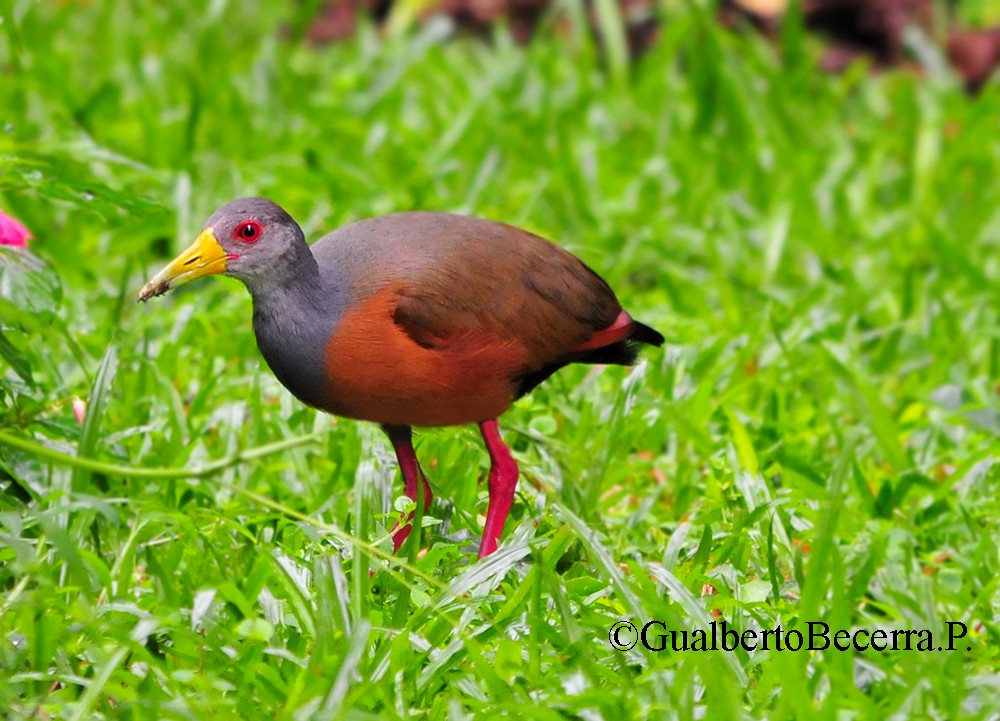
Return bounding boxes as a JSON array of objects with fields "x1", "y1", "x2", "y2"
[
  {"x1": 478, "y1": 419, "x2": 520, "y2": 558},
  {"x1": 383, "y1": 425, "x2": 432, "y2": 552}
]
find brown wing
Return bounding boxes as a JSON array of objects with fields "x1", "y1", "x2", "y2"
[{"x1": 382, "y1": 217, "x2": 624, "y2": 367}]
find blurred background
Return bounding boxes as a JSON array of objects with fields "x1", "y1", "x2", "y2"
[{"x1": 2, "y1": 1, "x2": 1000, "y2": 719}]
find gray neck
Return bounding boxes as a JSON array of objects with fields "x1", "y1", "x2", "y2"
[
  {"x1": 248, "y1": 255, "x2": 342, "y2": 409},
  {"x1": 244, "y1": 240, "x2": 322, "y2": 300}
]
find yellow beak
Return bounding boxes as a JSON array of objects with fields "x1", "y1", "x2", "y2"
[{"x1": 138, "y1": 228, "x2": 230, "y2": 302}]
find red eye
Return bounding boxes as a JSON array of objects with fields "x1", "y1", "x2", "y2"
[{"x1": 234, "y1": 220, "x2": 262, "y2": 243}]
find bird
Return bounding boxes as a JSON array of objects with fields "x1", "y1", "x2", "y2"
[{"x1": 139, "y1": 198, "x2": 663, "y2": 557}]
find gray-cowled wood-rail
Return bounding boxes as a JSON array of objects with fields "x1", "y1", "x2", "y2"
[{"x1": 139, "y1": 198, "x2": 663, "y2": 557}]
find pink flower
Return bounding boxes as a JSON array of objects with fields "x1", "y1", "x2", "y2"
[
  {"x1": 72, "y1": 397, "x2": 87, "y2": 424},
  {"x1": 0, "y1": 210, "x2": 32, "y2": 247}
]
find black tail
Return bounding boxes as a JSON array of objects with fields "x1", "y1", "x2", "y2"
[
  {"x1": 515, "y1": 318, "x2": 664, "y2": 397},
  {"x1": 578, "y1": 319, "x2": 664, "y2": 366},
  {"x1": 629, "y1": 320, "x2": 665, "y2": 348}
]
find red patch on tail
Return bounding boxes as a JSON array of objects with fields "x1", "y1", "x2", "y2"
[{"x1": 572, "y1": 310, "x2": 633, "y2": 353}]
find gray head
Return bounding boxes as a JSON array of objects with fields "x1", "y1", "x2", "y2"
[{"x1": 138, "y1": 197, "x2": 316, "y2": 301}]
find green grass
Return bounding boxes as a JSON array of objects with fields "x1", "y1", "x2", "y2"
[{"x1": 2, "y1": 1, "x2": 1000, "y2": 719}]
